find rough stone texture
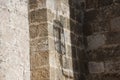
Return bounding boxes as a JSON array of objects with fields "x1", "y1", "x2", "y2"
[
  {"x1": 84, "y1": 0, "x2": 120, "y2": 80},
  {"x1": 89, "y1": 62, "x2": 104, "y2": 73},
  {"x1": 29, "y1": 0, "x2": 86, "y2": 80},
  {"x1": 0, "y1": 0, "x2": 30, "y2": 80},
  {"x1": 1, "y1": 0, "x2": 120, "y2": 80},
  {"x1": 29, "y1": 0, "x2": 50, "y2": 80}
]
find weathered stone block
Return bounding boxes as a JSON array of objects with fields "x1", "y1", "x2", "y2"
[
  {"x1": 30, "y1": 51, "x2": 49, "y2": 69},
  {"x1": 29, "y1": 9, "x2": 47, "y2": 23},
  {"x1": 104, "y1": 60, "x2": 120, "y2": 74},
  {"x1": 29, "y1": 0, "x2": 46, "y2": 9},
  {"x1": 110, "y1": 17, "x2": 120, "y2": 32},
  {"x1": 30, "y1": 37, "x2": 49, "y2": 52},
  {"x1": 106, "y1": 32, "x2": 120, "y2": 44},
  {"x1": 89, "y1": 62, "x2": 104, "y2": 73},
  {"x1": 87, "y1": 34, "x2": 106, "y2": 50},
  {"x1": 29, "y1": 0, "x2": 37, "y2": 9},
  {"x1": 31, "y1": 66, "x2": 50, "y2": 80}
]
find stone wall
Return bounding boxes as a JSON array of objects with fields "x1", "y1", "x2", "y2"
[
  {"x1": 69, "y1": 0, "x2": 88, "y2": 80},
  {"x1": 29, "y1": 0, "x2": 86, "y2": 80},
  {"x1": 0, "y1": 0, "x2": 30, "y2": 80},
  {"x1": 29, "y1": 0, "x2": 120, "y2": 80},
  {"x1": 1, "y1": 0, "x2": 120, "y2": 80},
  {"x1": 84, "y1": 0, "x2": 120, "y2": 80}
]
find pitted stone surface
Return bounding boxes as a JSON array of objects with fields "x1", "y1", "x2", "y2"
[
  {"x1": 1, "y1": 0, "x2": 120, "y2": 80},
  {"x1": 89, "y1": 62, "x2": 104, "y2": 73},
  {"x1": 0, "y1": 0, "x2": 30, "y2": 80}
]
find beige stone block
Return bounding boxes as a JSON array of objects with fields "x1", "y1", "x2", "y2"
[
  {"x1": 29, "y1": 9, "x2": 47, "y2": 23},
  {"x1": 30, "y1": 37, "x2": 49, "y2": 52},
  {"x1": 30, "y1": 44, "x2": 48, "y2": 53},
  {"x1": 29, "y1": 0, "x2": 46, "y2": 9},
  {"x1": 29, "y1": 23, "x2": 48, "y2": 39},
  {"x1": 30, "y1": 37, "x2": 48, "y2": 46},
  {"x1": 30, "y1": 51, "x2": 49, "y2": 69},
  {"x1": 31, "y1": 66, "x2": 50, "y2": 80},
  {"x1": 29, "y1": 0, "x2": 37, "y2": 9}
]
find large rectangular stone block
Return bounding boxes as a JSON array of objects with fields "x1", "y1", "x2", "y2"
[
  {"x1": 30, "y1": 51, "x2": 49, "y2": 69},
  {"x1": 110, "y1": 17, "x2": 120, "y2": 32},
  {"x1": 106, "y1": 32, "x2": 120, "y2": 44},
  {"x1": 88, "y1": 45, "x2": 120, "y2": 61},
  {"x1": 31, "y1": 66, "x2": 50, "y2": 80},
  {"x1": 87, "y1": 34, "x2": 106, "y2": 50},
  {"x1": 29, "y1": 9, "x2": 47, "y2": 23},
  {"x1": 88, "y1": 62, "x2": 104, "y2": 73},
  {"x1": 104, "y1": 60, "x2": 120, "y2": 74},
  {"x1": 29, "y1": 0, "x2": 46, "y2": 9},
  {"x1": 30, "y1": 37, "x2": 49, "y2": 53}
]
